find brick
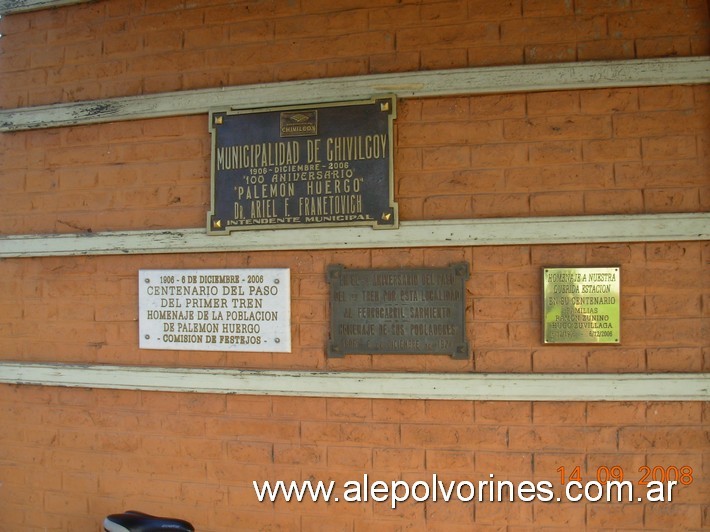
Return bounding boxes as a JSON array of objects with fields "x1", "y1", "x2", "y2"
[
  {"x1": 507, "y1": 163, "x2": 614, "y2": 191},
  {"x1": 509, "y1": 426, "x2": 618, "y2": 452},
  {"x1": 396, "y1": 22, "x2": 500, "y2": 51},
  {"x1": 645, "y1": 503, "x2": 703, "y2": 529},
  {"x1": 529, "y1": 141, "x2": 582, "y2": 164},
  {"x1": 472, "y1": 246, "x2": 530, "y2": 270},
  {"x1": 528, "y1": 92, "x2": 580, "y2": 117},
  {"x1": 609, "y1": 8, "x2": 708, "y2": 39},
  {"x1": 274, "y1": 444, "x2": 324, "y2": 465},
  {"x1": 646, "y1": 293, "x2": 701, "y2": 317},
  {"x1": 533, "y1": 402, "x2": 586, "y2": 425},
  {"x1": 372, "y1": 399, "x2": 425, "y2": 422},
  {"x1": 471, "y1": 143, "x2": 528, "y2": 167},
  {"x1": 401, "y1": 424, "x2": 507, "y2": 449},
  {"x1": 647, "y1": 402, "x2": 703, "y2": 424},
  {"x1": 475, "y1": 500, "x2": 533, "y2": 525},
  {"x1": 422, "y1": 195, "x2": 472, "y2": 218},
  {"x1": 504, "y1": 115, "x2": 611, "y2": 141},
  {"x1": 373, "y1": 447, "x2": 425, "y2": 470},
  {"x1": 467, "y1": 0, "x2": 522, "y2": 20},
  {"x1": 420, "y1": 97, "x2": 470, "y2": 120},
  {"x1": 580, "y1": 88, "x2": 638, "y2": 113},
  {"x1": 615, "y1": 160, "x2": 705, "y2": 188},
  {"x1": 615, "y1": 110, "x2": 704, "y2": 138},
  {"x1": 642, "y1": 135, "x2": 697, "y2": 160},
  {"x1": 531, "y1": 190, "x2": 585, "y2": 215},
  {"x1": 532, "y1": 501, "x2": 586, "y2": 527},
  {"x1": 474, "y1": 297, "x2": 533, "y2": 320},
  {"x1": 328, "y1": 445, "x2": 372, "y2": 468},
  {"x1": 639, "y1": 85, "x2": 696, "y2": 111},
  {"x1": 647, "y1": 347, "x2": 704, "y2": 371},
  {"x1": 474, "y1": 349, "x2": 532, "y2": 372},
  {"x1": 588, "y1": 347, "x2": 646, "y2": 372},
  {"x1": 583, "y1": 138, "x2": 640, "y2": 161},
  {"x1": 471, "y1": 94, "x2": 527, "y2": 119},
  {"x1": 619, "y1": 427, "x2": 710, "y2": 451},
  {"x1": 475, "y1": 401, "x2": 532, "y2": 424},
  {"x1": 637, "y1": 35, "x2": 694, "y2": 57},
  {"x1": 588, "y1": 402, "x2": 646, "y2": 425},
  {"x1": 577, "y1": 38, "x2": 635, "y2": 60},
  {"x1": 422, "y1": 146, "x2": 471, "y2": 169},
  {"x1": 645, "y1": 241, "x2": 701, "y2": 263},
  {"x1": 327, "y1": 398, "x2": 372, "y2": 420},
  {"x1": 424, "y1": 400, "x2": 474, "y2": 424},
  {"x1": 584, "y1": 188, "x2": 644, "y2": 214},
  {"x1": 587, "y1": 503, "x2": 644, "y2": 528},
  {"x1": 302, "y1": 421, "x2": 399, "y2": 446},
  {"x1": 421, "y1": 48, "x2": 468, "y2": 70}
]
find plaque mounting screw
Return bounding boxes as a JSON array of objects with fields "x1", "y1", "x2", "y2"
[
  {"x1": 144, "y1": 278, "x2": 150, "y2": 283},
  {"x1": 275, "y1": 338, "x2": 280, "y2": 344},
  {"x1": 380, "y1": 101, "x2": 390, "y2": 112},
  {"x1": 214, "y1": 116, "x2": 223, "y2": 125},
  {"x1": 381, "y1": 212, "x2": 392, "y2": 221},
  {"x1": 144, "y1": 335, "x2": 150, "y2": 340},
  {"x1": 213, "y1": 219, "x2": 222, "y2": 229}
]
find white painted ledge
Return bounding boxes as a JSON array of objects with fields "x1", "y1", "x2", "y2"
[
  {"x1": 1, "y1": 57, "x2": 708, "y2": 131},
  {"x1": 0, "y1": 362, "x2": 707, "y2": 401},
  {"x1": 1, "y1": 214, "x2": 707, "y2": 258},
  {"x1": 0, "y1": 0, "x2": 92, "y2": 14}
]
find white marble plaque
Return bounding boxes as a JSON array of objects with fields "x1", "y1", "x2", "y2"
[{"x1": 139, "y1": 269, "x2": 290, "y2": 352}]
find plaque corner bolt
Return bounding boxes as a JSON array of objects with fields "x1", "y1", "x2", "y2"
[
  {"x1": 328, "y1": 346, "x2": 345, "y2": 358},
  {"x1": 380, "y1": 101, "x2": 390, "y2": 112},
  {"x1": 214, "y1": 116, "x2": 223, "y2": 125},
  {"x1": 213, "y1": 219, "x2": 222, "y2": 229},
  {"x1": 381, "y1": 211, "x2": 393, "y2": 222}
]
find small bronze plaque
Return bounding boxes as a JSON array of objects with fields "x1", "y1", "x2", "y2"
[
  {"x1": 543, "y1": 267, "x2": 621, "y2": 344},
  {"x1": 207, "y1": 96, "x2": 397, "y2": 233},
  {"x1": 280, "y1": 110, "x2": 317, "y2": 137},
  {"x1": 327, "y1": 263, "x2": 470, "y2": 359}
]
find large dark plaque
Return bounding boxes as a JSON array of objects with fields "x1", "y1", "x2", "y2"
[
  {"x1": 327, "y1": 263, "x2": 470, "y2": 359},
  {"x1": 207, "y1": 97, "x2": 397, "y2": 234}
]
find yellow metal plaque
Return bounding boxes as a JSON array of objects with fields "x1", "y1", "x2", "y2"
[{"x1": 543, "y1": 267, "x2": 620, "y2": 344}]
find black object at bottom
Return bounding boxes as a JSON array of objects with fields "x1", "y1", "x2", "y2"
[{"x1": 103, "y1": 511, "x2": 194, "y2": 532}]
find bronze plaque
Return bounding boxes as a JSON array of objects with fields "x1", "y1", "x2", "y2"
[
  {"x1": 327, "y1": 263, "x2": 470, "y2": 359},
  {"x1": 543, "y1": 267, "x2": 621, "y2": 344},
  {"x1": 207, "y1": 97, "x2": 397, "y2": 234}
]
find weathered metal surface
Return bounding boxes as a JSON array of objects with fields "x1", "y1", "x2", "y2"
[{"x1": 327, "y1": 263, "x2": 469, "y2": 359}]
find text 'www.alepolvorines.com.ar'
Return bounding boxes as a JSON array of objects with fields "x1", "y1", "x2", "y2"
[{"x1": 253, "y1": 473, "x2": 680, "y2": 509}]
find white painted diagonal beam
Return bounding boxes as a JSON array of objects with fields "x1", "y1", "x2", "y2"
[{"x1": 1, "y1": 57, "x2": 708, "y2": 131}]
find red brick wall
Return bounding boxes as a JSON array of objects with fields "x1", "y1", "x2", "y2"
[
  {"x1": 0, "y1": 0, "x2": 708, "y2": 530},
  {"x1": 1, "y1": 0, "x2": 709, "y2": 107}
]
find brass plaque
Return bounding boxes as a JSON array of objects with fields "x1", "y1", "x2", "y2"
[
  {"x1": 327, "y1": 263, "x2": 470, "y2": 359},
  {"x1": 207, "y1": 97, "x2": 397, "y2": 234},
  {"x1": 543, "y1": 267, "x2": 620, "y2": 344}
]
